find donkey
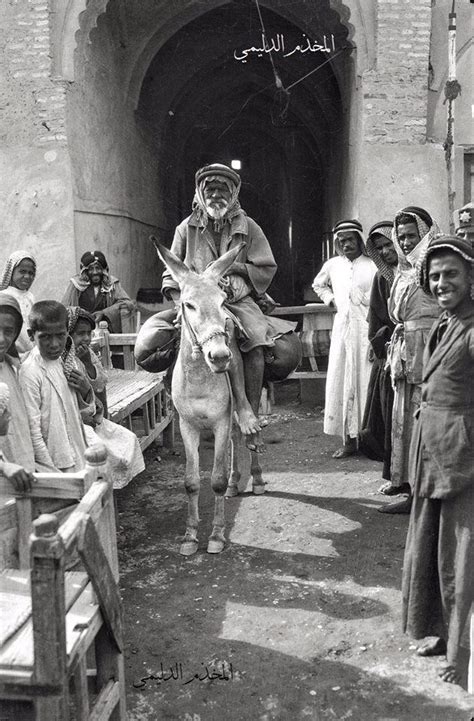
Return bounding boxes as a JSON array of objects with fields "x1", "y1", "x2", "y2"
[{"x1": 153, "y1": 240, "x2": 265, "y2": 556}]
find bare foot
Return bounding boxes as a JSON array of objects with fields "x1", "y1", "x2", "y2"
[
  {"x1": 246, "y1": 429, "x2": 265, "y2": 453},
  {"x1": 236, "y1": 408, "x2": 265, "y2": 452},
  {"x1": 332, "y1": 445, "x2": 358, "y2": 459},
  {"x1": 378, "y1": 481, "x2": 411, "y2": 496},
  {"x1": 416, "y1": 638, "x2": 446, "y2": 656},
  {"x1": 236, "y1": 407, "x2": 260, "y2": 437},
  {"x1": 439, "y1": 665, "x2": 461, "y2": 685}
]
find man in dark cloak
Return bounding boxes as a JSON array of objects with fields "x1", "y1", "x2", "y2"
[{"x1": 358, "y1": 221, "x2": 399, "y2": 489}]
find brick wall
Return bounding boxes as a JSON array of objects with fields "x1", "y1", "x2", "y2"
[
  {"x1": 0, "y1": 0, "x2": 66, "y2": 147},
  {"x1": 362, "y1": 0, "x2": 432, "y2": 144}
]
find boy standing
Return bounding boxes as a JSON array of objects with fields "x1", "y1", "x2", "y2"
[{"x1": 20, "y1": 301, "x2": 94, "y2": 472}]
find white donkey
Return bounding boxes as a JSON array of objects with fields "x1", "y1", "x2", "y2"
[{"x1": 153, "y1": 239, "x2": 264, "y2": 556}]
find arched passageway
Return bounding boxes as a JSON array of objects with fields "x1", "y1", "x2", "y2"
[{"x1": 67, "y1": 0, "x2": 354, "y2": 302}]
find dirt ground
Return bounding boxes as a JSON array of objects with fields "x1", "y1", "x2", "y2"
[{"x1": 117, "y1": 382, "x2": 474, "y2": 721}]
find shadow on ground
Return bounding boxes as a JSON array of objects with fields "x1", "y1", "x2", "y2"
[{"x1": 117, "y1": 383, "x2": 473, "y2": 721}]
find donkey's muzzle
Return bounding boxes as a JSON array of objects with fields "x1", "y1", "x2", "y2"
[{"x1": 207, "y1": 347, "x2": 232, "y2": 373}]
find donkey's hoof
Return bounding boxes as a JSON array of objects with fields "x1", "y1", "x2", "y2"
[
  {"x1": 225, "y1": 485, "x2": 239, "y2": 498},
  {"x1": 179, "y1": 540, "x2": 199, "y2": 556},
  {"x1": 252, "y1": 483, "x2": 266, "y2": 495},
  {"x1": 207, "y1": 538, "x2": 225, "y2": 554}
]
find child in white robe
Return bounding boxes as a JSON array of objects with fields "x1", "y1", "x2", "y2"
[
  {"x1": 64, "y1": 306, "x2": 145, "y2": 489},
  {"x1": 19, "y1": 301, "x2": 93, "y2": 472}
]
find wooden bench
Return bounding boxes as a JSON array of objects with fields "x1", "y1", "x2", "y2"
[
  {"x1": 0, "y1": 445, "x2": 126, "y2": 720},
  {"x1": 268, "y1": 304, "x2": 335, "y2": 405},
  {"x1": 270, "y1": 304, "x2": 335, "y2": 380},
  {"x1": 92, "y1": 323, "x2": 175, "y2": 452}
]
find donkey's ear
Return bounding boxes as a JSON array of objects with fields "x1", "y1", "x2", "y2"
[
  {"x1": 150, "y1": 236, "x2": 189, "y2": 286},
  {"x1": 203, "y1": 242, "x2": 246, "y2": 282}
]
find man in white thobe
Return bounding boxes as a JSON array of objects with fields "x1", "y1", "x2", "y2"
[{"x1": 312, "y1": 219, "x2": 377, "y2": 458}]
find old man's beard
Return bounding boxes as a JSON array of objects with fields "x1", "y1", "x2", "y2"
[{"x1": 205, "y1": 199, "x2": 230, "y2": 221}]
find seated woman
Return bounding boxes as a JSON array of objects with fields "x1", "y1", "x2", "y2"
[
  {"x1": 0, "y1": 250, "x2": 37, "y2": 356},
  {"x1": 62, "y1": 250, "x2": 135, "y2": 332},
  {"x1": 0, "y1": 292, "x2": 36, "y2": 489},
  {"x1": 63, "y1": 306, "x2": 145, "y2": 490}
]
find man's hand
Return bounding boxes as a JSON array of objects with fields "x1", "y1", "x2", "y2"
[
  {"x1": 75, "y1": 343, "x2": 92, "y2": 365},
  {"x1": 225, "y1": 262, "x2": 248, "y2": 278},
  {"x1": 0, "y1": 461, "x2": 34, "y2": 493},
  {"x1": 168, "y1": 289, "x2": 181, "y2": 304},
  {"x1": 68, "y1": 368, "x2": 92, "y2": 397}
]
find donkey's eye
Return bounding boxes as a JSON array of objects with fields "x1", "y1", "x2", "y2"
[{"x1": 184, "y1": 301, "x2": 196, "y2": 310}]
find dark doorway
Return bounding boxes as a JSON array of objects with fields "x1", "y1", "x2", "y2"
[{"x1": 137, "y1": 1, "x2": 351, "y2": 303}]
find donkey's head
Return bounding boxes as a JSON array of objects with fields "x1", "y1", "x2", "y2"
[{"x1": 152, "y1": 237, "x2": 245, "y2": 374}]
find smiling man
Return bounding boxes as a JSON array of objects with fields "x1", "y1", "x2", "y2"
[
  {"x1": 402, "y1": 234, "x2": 473, "y2": 687},
  {"x1": 380, "y1": 206, "x2": 441, "y2": 514},
  {"x1": 62, "y1": 250, "x2": 135, "y2": 333},
  {"x1": 312, "y1": 219, "x2": 377, "y2": 458}
]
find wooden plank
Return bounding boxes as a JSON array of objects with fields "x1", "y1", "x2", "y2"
[
  {"x1": 107, "y1": 333, "x2": 137, "y2": 346},
  {"x1": 0, "y1": 496, "x2": 16, "y2": 532},
  {"x1": 94, "y1": 623, "x2": 126, "y2": 720},
  {"x1": 122, "y1": 345, "x2": 135, "y2": 371},
  {"x1": 0, "y1": 475, "x2": 85, "y2": 500},
  {"x1": 143, "y1": 401, "x2": 151, "y2": 435},
  {"x1": 138, "y1": 414, "x2": 174, "y2": 452},
  {"x1": 0, "y1": 572, "x2": 88, "y2": 675},
  {"x1": 73, "y1": 656, "x2": 90, "y2": 721},
  {"x1": 66, "y1": 594, "x2": 102, "y2": 668},
  {"x1": 58, "y1": 483, "x2": 109, "y2": 554},
  {"x1": 149, "y1": 396, "x2": 156, "y2": 428},
  {"x1": 29, "y1": 522, "x2": 68, "y2": 691},
  {"x1": 77, "y1": 517, "x2": 123, "y2": 653},
  {"x1": 109, "y1": 386, "x2": 164, "y2": 421},
  {"x1": 270, "y1": 304, "x2": 336, "y2": 316},
  {"x1": 288, "y1": 370, "x2": 327, "y2": 379},
  {"x1": 15, "y1": 498, "x2": 32, "y2": 569},
  {"x1": 89, "y1": 679, "x2": 120, "y2": 721}
]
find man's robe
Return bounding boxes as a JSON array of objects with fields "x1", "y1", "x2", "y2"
[
  {"x1": 162, "y1": 210, "x2": 294, "y2": 351},
  {"x1": 402, "y1": 306, "x2": 474, "y2": 668},
  {"x1": 312, "y1": 254, "x2": 377, "y2": 440},
  {"x1": 359, "y1": 272, "x2": 395, "y2": 479}
]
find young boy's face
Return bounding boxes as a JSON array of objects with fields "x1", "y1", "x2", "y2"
[
  {"x1": 31, "y1": 321, "x2": 68, "y2": 361},
  {"x1": 71, "y1": 320, "x2": 93, "y2": 350},
  {"x1": 0, "y1": 310, "x2": 18, "y2": 362}
]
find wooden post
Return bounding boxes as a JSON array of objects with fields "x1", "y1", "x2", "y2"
[
  {"x1": 83, "y1": 445, "x2": 119, "y2": 580},
  {"x1": 30, "y1": 513, "x2": 69, "y2": 720},
  {"x1": 15, "y1": 496, "x2": 33, "y2": 569},
  {"x1": 446, "y1": 2, "x2": 457, "y2": 231},
  {"x1": 83, "y1": 443, "x2": 108, "y2": 493}
]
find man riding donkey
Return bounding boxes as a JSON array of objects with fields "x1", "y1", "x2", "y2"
[{"x1": 136, "y1": 163, "x2": 299, "y2": 452}]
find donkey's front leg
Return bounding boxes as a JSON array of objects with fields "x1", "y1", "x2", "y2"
[
  {"x1": 207, "y1": 421, "x2": 231, "y2": 554},
  {"x1": 225, "y1": 424, "x2": 241, "y2": 498},
  {"x1": 179, "y1": 419, "x2": 201, "y2": 556}
]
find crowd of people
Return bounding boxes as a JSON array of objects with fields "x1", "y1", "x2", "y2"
[
  {"x1": 0, "y1": 249, "x2": 144, "y2": 496},
  {"x1": 0, "y1": 160, "x2": 472, "y2": 690},
  {"x1": 313, "y1": 201, "x2": 473, "y2": 687}
]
